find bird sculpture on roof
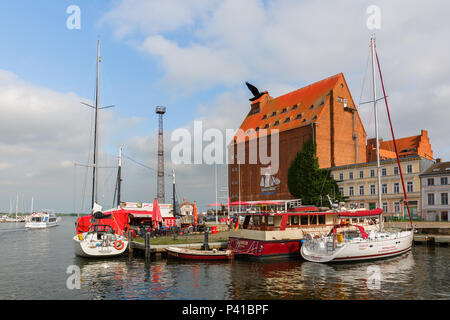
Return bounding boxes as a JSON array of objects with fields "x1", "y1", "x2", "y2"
[{"x1": 245, "y1": 82, "x2": 267, "y2": 102}]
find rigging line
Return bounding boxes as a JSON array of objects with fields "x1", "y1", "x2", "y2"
[
  {"x1": 123, "y1": 154, "x2": 172, "y2": 177},
  {"x1": 358, "y1": 45, "x2": 372, "y2": 107},
  {"x1": 80, "y1": 107, "x2": 95, "y2": 213},
  {"x1": 375, "y1": 48, "x2": 413, "y2": 227}
]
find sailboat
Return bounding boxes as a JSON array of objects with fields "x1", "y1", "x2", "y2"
[
  {"x1": 301, "y1": 37, "x2": 414, "y2": 263},
  {"x1": 73, "y1": 41, "x2": 129, "y2": 258}
]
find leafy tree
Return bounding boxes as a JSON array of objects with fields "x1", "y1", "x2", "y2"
[{"x1": 287, "y1": 139, "x2": 345, "y2": 207}]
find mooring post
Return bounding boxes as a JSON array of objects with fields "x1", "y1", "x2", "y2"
[
  {"x1": 145, "y1": 231, "x2": 151, "y2": 259},
  {"x1": 128, "y1": 229, "x2": 133, "y2": 257},
  {"x1": 202, "y1": 227, "x2": 210, "y2": 251}
]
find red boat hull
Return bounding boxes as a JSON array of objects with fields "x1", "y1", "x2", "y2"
[
  {"x1": 228, "y1": 237, "x2": 301, "y2": 259},
  {"x1": 166, "y1": 250, "x2": 232, "y2": 260}
]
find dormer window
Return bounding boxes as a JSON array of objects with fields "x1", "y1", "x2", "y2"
[
  {"x1": 255, "y1": 127, "x2": 260, "y2": 132},
  {"x1": 271, "y1": 111, "x2": 277, "y2": 117},
  {"x1": 312, "y1": 115, "x2": 317, "y2": 121},
  {"x1": 264, "y1": 124, "x2": 269, "y2": 129},
  {"x1": 284, "y1": 118, "x2": 290, "y2": 123},
  {"x1": 281, "y1": 108, "x2": 287, "y2": 113},
  {"x1": 262, "y1": 114, "x2": 267, "y2": 120},
  {"x1": 296, "y1": 113, "x2": 302, "y2": 120},
  {"x1": 292, "y1": 104, "x2": 298, "y2": 110},
  {"x1": 310, "y1": 104, "x2": 314, "y2": 109},
  {"x1": 274, "y1": 121, "x2": 279, "y2": 126}
]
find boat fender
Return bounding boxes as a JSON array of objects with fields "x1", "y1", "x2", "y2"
[
  {"x1": 114, "y1": 240, "x2": 125, "y2": 250},
  {"x1": 77, "y1": 233, "x2": 83, "y2": 241}
]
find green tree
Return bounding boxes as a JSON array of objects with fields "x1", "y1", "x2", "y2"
[{"x1": 287, "y1": 139, "x2": 345, "y2": 207}]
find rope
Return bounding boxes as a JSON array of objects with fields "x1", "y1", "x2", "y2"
[{"x1": 375, "y1": 48, "x2": 413, "y2": 227}]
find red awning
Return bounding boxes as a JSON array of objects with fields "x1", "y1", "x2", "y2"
[
  {"x1": 230, "y1": 201, "x2": 252, "y2": 206},
  {"x1": 338, "y1": 208, "x2": 382, "y2": 218},
  {"x1": 208, "y1": 203, "x2": 226, "y2": 207}
]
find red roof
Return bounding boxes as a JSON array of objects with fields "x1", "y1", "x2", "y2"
[{"x1": 234, "y1": 73, "x2": 344, "y2": 143}]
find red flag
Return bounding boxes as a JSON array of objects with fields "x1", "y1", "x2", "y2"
[{"x1": 193, "y1": 202, "x2": 198, "y2": 226}]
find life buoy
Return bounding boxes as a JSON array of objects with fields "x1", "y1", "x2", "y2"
[{"x1": 114, "y1": 240, "x2": 124, "y2": 250}]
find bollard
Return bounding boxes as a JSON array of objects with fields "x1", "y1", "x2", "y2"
[
  {"x1": 145, "y1": 232, "x2": 151, "y2": 259},
  {"x1": 202, "y1": 227, "x2": 210, "y2": 251},
  {"x1": 128, "y1": 229, "x2": 133, "y2": 257}
]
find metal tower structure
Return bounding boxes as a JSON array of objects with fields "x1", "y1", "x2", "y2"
[{"x1": 156, "y1": 106, "x2": 166, "y2": 203}]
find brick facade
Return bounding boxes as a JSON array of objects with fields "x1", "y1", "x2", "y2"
[{"x1": 228, "y1": 73, "x2": 367, "y2": 202}]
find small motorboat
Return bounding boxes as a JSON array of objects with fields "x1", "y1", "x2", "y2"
[
  {"x1": 25, "y1": 210, "x2": 58, "y2": 229},
  {"x1": 166, "y1": 246, "x2": 233, "y2": 260}
]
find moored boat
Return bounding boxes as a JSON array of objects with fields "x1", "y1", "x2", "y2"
[
  {"x1": 227, "y1": 199, "x2": 379, "y2": 259},
  {"x1": 73, "y1": 204, "x2": 129, "y2": 258},
  {"x1": 166, "y1": 246, "x2": 233, "y2": 260},
  {"x1": 300, "y1": 208, "x2": 413, "y2": 263}
]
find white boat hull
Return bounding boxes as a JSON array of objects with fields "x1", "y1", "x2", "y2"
[
  {"x1": 25, "y1": 221, "x2": 58, "y2": 229},
  {"x1": 301, "y1": 230, "x2": 413, "y2": 263},
  {"x1": 73, "y1": 233, "x2": 128, "y2": 258}
]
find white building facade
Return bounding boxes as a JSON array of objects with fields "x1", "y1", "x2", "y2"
[{"x1": 419, "y1": 160, "x2": 450, "y2": 221}]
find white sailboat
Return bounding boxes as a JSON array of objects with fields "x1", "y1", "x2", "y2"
[
  {"x1": 73, "y1": 40, "x2": 128, "y2": 258},
  {"x1": 301, "y1": 37, "x2": 414, "y2": 263}
]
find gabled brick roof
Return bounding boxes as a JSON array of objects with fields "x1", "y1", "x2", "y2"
[
  {"x1": 234, "y1": 73, "x2": 343, "y2": 143},
  {"x1": 367, "y1": 130, "x2": 433, "y2": 161}
]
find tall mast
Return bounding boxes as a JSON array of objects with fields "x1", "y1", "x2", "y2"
[
  {"x1": 30, "y1": 196, "x2": 34, "y2": 214},
  {"x1": 215, "y1": 164, "x2": 218, "y2": 223},
  {"x1": 172, "y1": 169, "x2": 176, "y2": 216},
  {"x1": 371, "y1": 37, "x2": 383, "y2": 231},
  {"x1": 9, "y1": 196, "x2": 12, "y2": 215},
  {"x1": 15, "y1": 193, "x2": 18, "y2": 219},
  {"x1": 116, "y1": 146, "x2": 122, "y2": 208},
  {"x1": 92, "y1": 40, "x2": 100, "y2": 209}
]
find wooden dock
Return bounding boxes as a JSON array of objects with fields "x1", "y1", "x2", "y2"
[{"x1": 413, "y1": 234, "x2": 450, "y2": 246}]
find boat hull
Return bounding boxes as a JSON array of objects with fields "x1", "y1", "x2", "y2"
[
  {"x1": 228, "y1": 237, "x2": 301, "y2": 259},
  {"x1": 73, "y1": 234, "x2": 128, "y2": 258},
  {"x1": 25, "y1": 222, "x2": 58, "y2": 229},
  {"x1": 166, "y1": 247, "x2": 233, "y2": 260},
  {"x1": 301, "y1": 231, "x2": 413, "y2": 263}
]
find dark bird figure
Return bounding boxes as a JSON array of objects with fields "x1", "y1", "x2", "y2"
[{"x1": 245, "y1": 82, "x2": 267, "y2": 102}]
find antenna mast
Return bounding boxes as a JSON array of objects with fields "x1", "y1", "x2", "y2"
[{"x1": 156, "y1": 106, "x2": 166, "y2": 203}]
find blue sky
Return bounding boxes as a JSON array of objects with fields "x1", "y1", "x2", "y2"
[{"x1": 0, "y1": 0, "x2": 449, "y2": 213}]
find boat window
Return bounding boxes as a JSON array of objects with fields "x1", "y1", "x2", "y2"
[
  {"x1": 318, "y1": 215, "x2": 325, "y2": 225},
  {"x1": 252, "y1": 216, "x2": 260, "y2": 226},
  {"x1": 300, "y1": 216, "x2": 308, "y2": 225},
  {"x1": 352, "y1": 218, "x2": 358, "y2": 223},
  {"x1": 291, "y1": 216, "x2": 299, "y2": 225},
  {"x1": 310, "y1": 215, "x2": 317, "y2": 225},
  {"x1": 267, "y1": 216, "x2": 274, "y2": 226}
]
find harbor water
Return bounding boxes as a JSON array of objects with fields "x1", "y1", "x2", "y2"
[{"x1": 0, "y1": 217, "x2": 449, "y2": 300}]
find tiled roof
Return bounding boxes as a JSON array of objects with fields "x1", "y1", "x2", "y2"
[
  {"x1": 234, "y1": 73, "x2": 343, "y2": 143},
  {"x1": 420, "y1": 161, "x2": 450, "y2": 176}
]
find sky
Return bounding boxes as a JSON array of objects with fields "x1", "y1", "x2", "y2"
[{"x1": 0, "y1": 0, "x2": 449, "y2": 213}]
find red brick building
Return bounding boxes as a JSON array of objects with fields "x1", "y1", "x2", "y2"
[
  {"x1": 228, "y1": 73, "x2": 367, "y2": 201},
  {"x1": 366, "y1": 129, "x2": 433, "y2": 162}
]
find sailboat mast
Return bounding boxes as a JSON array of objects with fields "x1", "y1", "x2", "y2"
[
  {"x1": 15, "y1": 193, "x2": 18, "y2": 219},
  {"x1": 371, "y1": 37, "x2": 383, "y2": 232},
  {"x1": 30, "y1": 196, "x2": 34, "y2": 214},
  {"x1": 92, "y1": 40, "x2": 100, "y2": 209},
  {"x1": 116, "y1": 146, "x2": 122, "y2": 208},
  {"x1": 172, "y1": 169, "x2": 176, "y2": 216}
]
